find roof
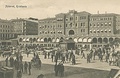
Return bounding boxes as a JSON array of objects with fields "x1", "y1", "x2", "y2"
[
  {"x1": 107, "y1": 69, "x2": 119, "y2": 78},
  {"x1": 11, "y1": 18, "x2": 38, "y2": 23},
  {"x1": 39, "y1": 17, "x2": 56, "y2": 21},
  {"x1": 91, "y1": 13, "x2": 118, "y2": 17},
  {"x1": 0, "y1": 19, "x2": 12, "y2": 23},
  {"x1": 77, "y1": 11, "x2": 91, "y2": 14}
]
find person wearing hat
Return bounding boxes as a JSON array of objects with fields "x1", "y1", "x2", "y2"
[
  {"x1": 59, "y1": 62, "x2": 64, "y2": 77},
  {"x1": 28, "y1": 62, "x2": 32, "y2": 75}
]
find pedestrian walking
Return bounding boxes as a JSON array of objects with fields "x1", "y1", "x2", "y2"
[
  {"x1": 9, "y1": 56, "x2": 14, "y2": 67},
  {"x1": 51, "y1": 53, "x2": 54, "y2": 62},
  {"x1": 44, "y1": 52, "x2": 47, "y2": 59},
  {"x1": 24, "y1": 61, "x2": 28, "y2": 74},
  {"x1": 38, "y1": 58, "x2": 42, "y2": 70},
  {"x1": 55, "y1": 55, "x2": 58, "y2": 64},
  {"x1": 72, "y1": 54, "x2": 76, "y2": 65},
  {"x1": 59, "y1": 63, "x2": 64, "y2": 77},
  {"x1": 81, "y1": 52, "x2": 86, "y2": 59},
  {"x1": 28, "y1": 62, "x2": 32, "y2": 75},
  {"x1": 48, "y1": 52, "x2": 50, "y2": 59},
  {"x1": 5, "y1": 56, "x2": 9, "y2": 66},
  {"x1": 20, "y1": 54, "x2": 23, "y2": 62},
  {"x1": 87, "y1": 54, "x2": 90, "y2": 63},
  {"x1": 20, "y1": 62, "x2": 24, "y2": 73}
]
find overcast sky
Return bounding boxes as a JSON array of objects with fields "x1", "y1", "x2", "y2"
[{"x1": 0, "y1": 0, "x2": 120, "y2": 20}]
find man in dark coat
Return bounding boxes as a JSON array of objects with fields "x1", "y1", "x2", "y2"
[
  {"x1": 48, "y1": 52, "x2": 50, "y2": 59},
  {"x1": 38, "y1": 58, "x2": 42, "y2": 70},
  {"x1": 51, "y1": 53, "x2": 54, "y2": 62},
  {"x1": 24, "y1": 62, "x2": 28, "y2": 74},
  {"x1": 87, "y1": 54, "x2": 90, "y2": 63},
  {"x1": 55, "y1": 55, "x2": 58, "y2": 64},
  {"x1": 59, "y1": 63, "x2": 64, "y2": 77},
  {"x1": 44, "y1": 52, "x2": 47, "y2": 59},
  {"x1": 9, "y1": 56, "x2": 14, "y2": 67},
  {"x1": 20, "y1": 62, "x2": 24, "y2": 73},
  {"x1": 28, "y1": 62, "x2": 32, "y2": 75},
  {"x1": 72, "y1": 54, "x2": 76, "y2": 65},
  {"x1": 54, "y1": 63, "x2": 58, "y2": 76},
  {"x1": 20, "y1": 54, "x2": 23, "y2": 62},
  {"x1": 5, "y1": 56, "x2": 9, "y2": 66}
]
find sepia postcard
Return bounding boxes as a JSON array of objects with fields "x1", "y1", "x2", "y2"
[{"x1": 0, "y1": 0, "x2": 120, "y2": 78}]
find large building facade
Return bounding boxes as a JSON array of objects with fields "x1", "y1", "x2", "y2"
[
  {"x1": 18, "y1": 10, "x2": 120, "y2": 50},
  {"x1": 0, "y1": 19, "x2": 15, "y2": 46},
  {"x1": 12, "y1": 18, "x2": 38, "y2": 36}
]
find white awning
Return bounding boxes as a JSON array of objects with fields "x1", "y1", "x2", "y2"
[
  {"x1": 41, "y1": 38, "x2": 44, "y2": 42},
  {"x1": 23, "y1": 38, "x2": 26, "y2": 41},
  {"x1": 52, "y1": 39, "x2": 56, "y2": 42},
  {"x1": 88, "y1": 38, "x2": 92, "y2": 42},
  {"x1": 78, "y1": 38, "x2": 82, "y2": 42},
  {"x1": 37, "y1": 38, "x2": 41, "y2": 42},
  {"x1": 66, "y1": 38, "x2": 69, "y2": 40},
  {"x1": 74, "y1": 38, "x2": 78, "y2": 43},
  {"x1": 83, "y1": 38, "x2": 87, "y2": 42},
  {"x1": 56, "y1": 39, "x2": 60, "y2": 42},
  {"x1": 26, "y1": 38, "x2": 29, "y2": 41}
]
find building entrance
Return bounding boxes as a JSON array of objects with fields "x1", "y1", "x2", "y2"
[{"x1": 67, "y1": 43, "x2": 75, "y2": 50}]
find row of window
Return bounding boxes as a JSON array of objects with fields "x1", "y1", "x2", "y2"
[
  {"x1": 39, "y1": 31, "x2": 56, "y2": 34},
  {"x1": 0, "y1": 29, "x2": 14, "y2": 32},
  {"x1": 39, "y1": 22, "x2": 112, "y2": 29},
  {"x1": 81, "y1": 29, "x2": 85, "y2": 32},
  {"x1": 90, "y1": 17, "x2": 112, "y2": 21},
  {"x1": 39, "y1": 31, "x2": 63, "y2": 34},
  {"x1": 39, "y1": 25, "x2": 55, "y2": 28},
  {"x1": 39, "y1": 21, "x2": 56, "y2": 23},
  {"x1": 90, "y1": 30, "x2": 111, "y2": 33},
  {"x1": 0, "y1": 25, "x2": 11, "y2": 28},
  {"x1": 66, "y1": 16, "x2": 87, "y2": 21},
  {"x1": 90, "y1": 22, "x2": 112, "y2": 27},
  {"x1": 14, "y1": 22, "x2": 26, "y2": 25},
  {"x1": 0, "y1": 34, "x2": 14, "y2": 39},
  {"x1": 66, "y1": 23, "x2": 85, "y2": 27}
]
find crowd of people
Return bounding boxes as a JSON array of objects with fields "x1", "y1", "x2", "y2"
[
  {"x1": 4, "y1": 50, "x2": 42, "y2": 78},
  {"x1": 0, "y1": 44, "x2": 120, "y2": 78}
]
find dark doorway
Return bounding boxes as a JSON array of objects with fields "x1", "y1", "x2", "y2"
[{"x1": 67, "y1": 43, "x2": 75, "y2": 50}]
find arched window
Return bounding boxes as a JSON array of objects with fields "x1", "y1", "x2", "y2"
[
  {"x1": 69, "y1": 30, "x2": 74, "y2": 35},
  {"x1": 19, "y1": 38, "x2": 22, "y2": 42},
  {"x1": 92, "y1": 38, "x2": 97, "y2": 43},
  {"x1": 44, "y1": 38, "x2": 48, "y2": 42},
  {"x1": 48, "y1": 38, "x2": 52, "y2": 42}
]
